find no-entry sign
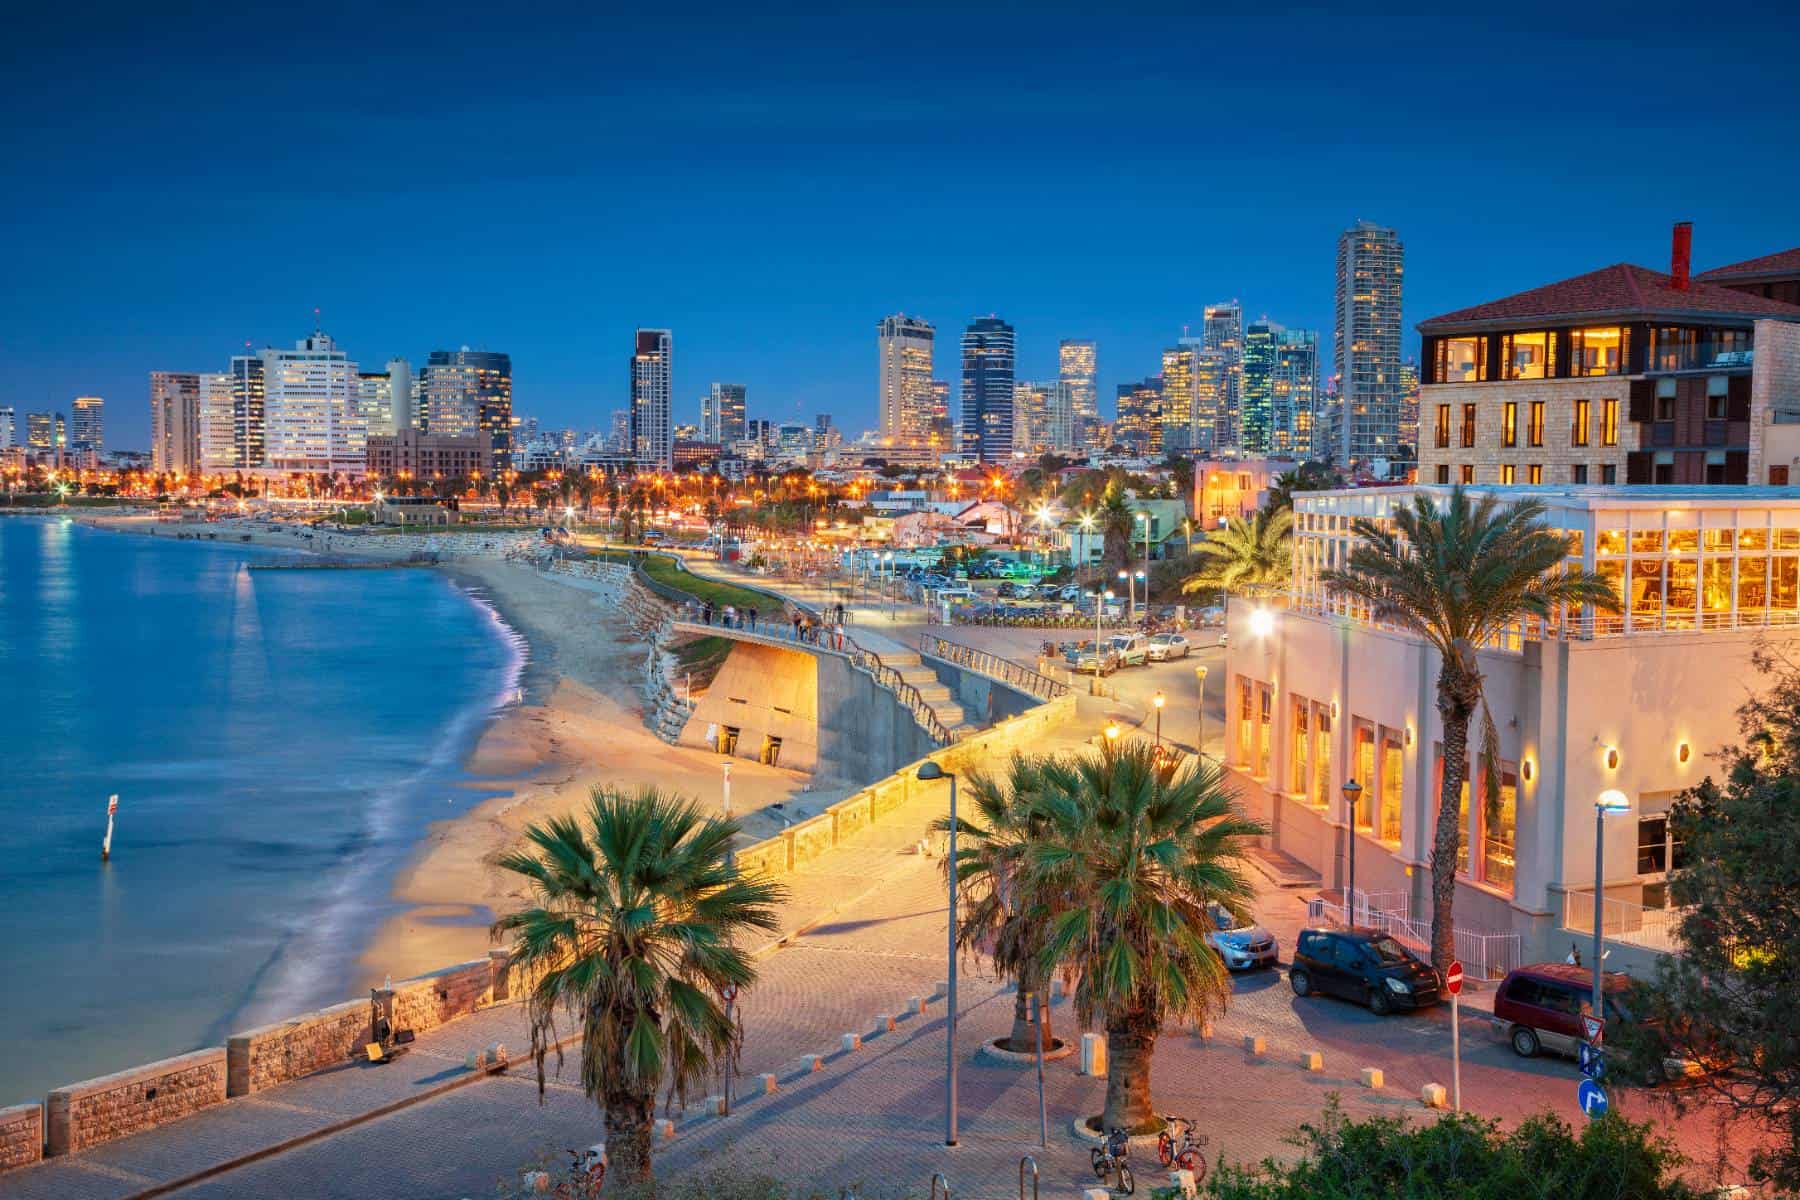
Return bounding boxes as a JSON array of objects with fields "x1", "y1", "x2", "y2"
[{"x1": 1444, "y1": 960, "x2": 1464, "y2": 996}]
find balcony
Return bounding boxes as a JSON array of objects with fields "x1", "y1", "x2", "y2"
[
  {"x1": 1562, "y1": 890, "x2": 1685, "y2": 955},
  {"x1": 1645, "y1": 340, "x2": 1754, "y2": 374}
]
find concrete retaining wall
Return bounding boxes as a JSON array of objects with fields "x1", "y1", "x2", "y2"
[
  {"x1": 919, "y1": 654, "x2": 1041, "y2": 724},
  {"x1": 47, "y1": 1048, "x2": 227, "y2": 1156},
  {"x1": 0, "y1": 1104, "x2": 42, "y2": 1171}
]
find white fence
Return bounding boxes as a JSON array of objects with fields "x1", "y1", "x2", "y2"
[
  {"x1": 1561, "y1": 891, "x2": 1684, "y2": 955},
  {"x1": 1306, "y1": 896, "x2": 1523, "y2": 981}
]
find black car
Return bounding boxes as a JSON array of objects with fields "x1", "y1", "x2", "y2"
[{"x1": 1289, "y1": 927, "x2": 1441, "y2": 1015}]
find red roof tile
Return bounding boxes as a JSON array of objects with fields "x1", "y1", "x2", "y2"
[
  {"x1": 1695, "y1": 247, "x2": 1800, "y2": 282},
  {"x1": 1418, "y1": 263, "x2": 1800, "y2": 332}
]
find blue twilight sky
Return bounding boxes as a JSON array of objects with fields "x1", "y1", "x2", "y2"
[{"x1": 3, "y1": 1, "x2": 1797, "y2": 451}]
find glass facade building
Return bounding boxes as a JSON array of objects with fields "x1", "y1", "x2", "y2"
[{"x1": 960, "y1": 316, "x2": 1015, "y2": 462}]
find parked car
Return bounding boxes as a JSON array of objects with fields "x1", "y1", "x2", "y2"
[
  {"x1": 934, "y1": 585, "x2": 976, "y2": 601},
  {"x1": 1058, "y1": 584, "x2": 1087, "y2": 603},
  {"x1": 1108, "y1": 633, "x2": 1150, "y2": 667},
  {"x1": 1147, "y1": 632, "x2": 1191, "y2": 661},
  {"x1": 1064, "y1": 642, "x2": 1120, "y2": 675},
  {"x1": 1289, "y1": 927, "x2": 1441, "y2": 1015},
  {"x1": 1205, "y1": 903, "x2": 1279, "y2": 970},
  {"x1": 1197, "y1": 606, "x2": 1226, "y2": 627},
  {"x1": 1493, "y1": 962, "x2": 1704, "y2": 1082}
]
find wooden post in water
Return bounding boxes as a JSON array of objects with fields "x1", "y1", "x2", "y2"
[{"x1": 101, "y1": 794, "x2": 118, "y2": 862}]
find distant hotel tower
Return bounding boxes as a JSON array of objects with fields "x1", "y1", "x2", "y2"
[
  {"x1": 1334, "y1": 221, "x2": 1407, "y2": 475},
  {"x1": 1203, "y1": 303, "x2": 1243, "y2": 451},
  {"x1": 70, "y1": 396, "x2": 104, "y2": 455},
  {"x1": 703, "y1": 382, "x2": 747, "y2": 444},
  {"x1": 877, "y1": 314, "x2": 936, "y2": 446},
  {"x1": 960, "y1": 316, "x2": 1015, "y2": 462},
  {"x1": 261, "y1": 330, "x2": 363, "y2": 475},
  {"x1": 149, "y1": 373, "x2": 200, "y2": 472},
  {"x1": 1058, "y1": 339, "x2": 1098, "y2": 445},
  {"x1": 421, "y1": 348, "x2": 512, "y2": 472},
  {"x1": 631, "y1": 329, "x2": 673, "y2": 469}
]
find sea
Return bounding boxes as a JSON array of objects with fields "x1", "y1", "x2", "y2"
[{"x1": 0, "y1": 517, "x2": 524, "y2": 1105}]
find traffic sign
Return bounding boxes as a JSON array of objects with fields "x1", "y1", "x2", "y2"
[
  {"x1": 1577, "y1": 1078, "x2": 1609, "y2": 1119},
  {"x1": 1582, "y1": 1013, "x2": 1605, "y2": 1044},
  {"x1": 1444, "y1": 960, "x2": 1464, "y2": 996},
  {"x1": 718, "y1": 983, "x2": 739, "y2": 1004},
  {"x1": 1579, "y1": 1041, "x2": 1605, "y2": 1080}
]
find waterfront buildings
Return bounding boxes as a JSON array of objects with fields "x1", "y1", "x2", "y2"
[
  {"x1": 198, "y1": 372, "x2": 235, "y2": 471},
  {"x1": 1059, "y1": 339, "x2": 1099, "y2": 446},
  {"x1": 631, "y1": 329, "x2": 674, "y2": 469},
  {"x1": 261, "y1": 330, "x2": 363, "y2": 475},
  {"x1": 1115, "y1": 377, "x2": 1162, "y2": 454},
  {"x1": 1229, "y1": 483, "x2": 1800, "y2": 967},
  {"x1": 1334, "y1": 221, "x2": 1407, "y2": 476},
  {"x1": 25, "y1": 412, "x2": 62, "y2": 462},
  {"x1": 70, "y1": 396, "x2": 104, "y2": 455},
  {"x1": 877, "y1": 315, "x2": 935, "y2": 446},
  {"x1": 358, "y1": 372, "x2": 398, "y2": 440},
  {"x1": 0, "y1": 407, "x2": 12, "y2": 449},
  {"x1": 420, "y1": 348, "x2": 512, "y2": 472},
  {"x1": 365, "y1": 429, "x2": 493, "y2": 479},
  {"x1": 1242, "y1": 321, "x2": 1320, "y2": 459},
  {"x1": 229, "y1": 354, "x2": 266, "y2": 469},
  {"x1": 149, "y1": 372, "x2": 201, "y2": 473},
  {"x1": 960, "y1": 316, "x2": 1016, "y2": 462},
  {"x1": 1416, "y1": 227, "x2": 1800, "y2": 488},
  {"x1": 702, "y1": 383, "x2": 747, "y2": 445},
  {"x1": 1160, "y1": 345, "x2": 1197, "y2": 453},
  {"x1": 1204, "y1": 303, "x2": 1244, "y2": 450}
]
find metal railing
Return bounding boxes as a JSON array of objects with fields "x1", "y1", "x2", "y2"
[
  {"x1": 1306, "y1": 896, "x2": 1523, "y2": 980},
  {"x1": 1562, "y1": 890, "x2": 1685, "y2": 955},
  {"x1": 918, "y1": 633, "x2": 1072, "y2": 702}
]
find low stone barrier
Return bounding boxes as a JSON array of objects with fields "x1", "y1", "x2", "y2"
[
  {"x1": 47, "y1": 1048, "x2": 227, "y2": 1156},
  {"x1": 0, "y1": 1104, "x2": 43, "y2": 1170}
]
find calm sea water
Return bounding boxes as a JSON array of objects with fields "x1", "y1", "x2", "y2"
[{"x1": 0, "y1": 518, "x2": 523, "y2": 1104}]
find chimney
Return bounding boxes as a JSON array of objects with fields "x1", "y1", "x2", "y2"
[{"x1": 1671, "y1": 221, "x2": 1693, "y2": 291}]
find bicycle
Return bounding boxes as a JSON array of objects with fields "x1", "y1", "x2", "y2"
[
  {"x1": 1156, "y1": 1114, "x2": 1209, "y2": 1180},
  {"x1": 554, "y1": 1146, "x2": 605, "y2": 1198},
  {"x1": 1088, "y1": 1126, "x2": 1135, "y2": 1194}
]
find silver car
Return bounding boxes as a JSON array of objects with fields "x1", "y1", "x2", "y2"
[
  {"x1": 1205, "y1": 903, "x2": 1279, "y2": 970},
  {"x1": 1147, "y1": 632, "x2": 1190, "y2": 661}
]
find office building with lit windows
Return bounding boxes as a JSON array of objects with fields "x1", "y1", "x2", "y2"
[
  {"x1": 1227, "y1": 482, "x2": 1800, "y2": 971},
  {"x1": 150, "y1": 373, "x2": 201, "y2": 473},
  {"x1": 1417, "y1": 226, "x2": 1800, "y2": 489},
  {"x1": 261, "y1": 330, "x2": 364, "y2": 475},
  {"x1": 1241, "y1": 322, "x2": 1319, "y2": 460},
  {"x1": 877, "y1": 315, "x2": 935, "y2": 446},
  {"x1": 70, "y1": 396, "x2": 104, "y2": 454},
  {"x1": 1114, "y1": 378, "x2": 1162, "y2": 454},
  {"x1": 703, "y1": 382, "x2": 747, "y2": 445},
  {"x1": 959, "y1": 316, "x2": 1015, "y2": 462},
  {"x1": 630, "y1": 329, "x2": 673, "y2": 469},
  {"x1": 1334, "y1": 222, "x2": 1407, "y2": 476},
  {"x1": 1059, "y1": 339, "x2": 1098, "y2": 443},
  {"x1": 1203, "y1": 303, "x2": 1243, "y2": 450},
  {"x1": 421, "y1": 348, "x2": 512, "y2": 472},
  {"x1": 1160, "y1": 345, "x2": 1196, "y2": 453}
]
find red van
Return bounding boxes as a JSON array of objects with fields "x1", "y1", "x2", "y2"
[{"x1": 1494, "y1": 962, "x2": 1704, "y2": 1083}]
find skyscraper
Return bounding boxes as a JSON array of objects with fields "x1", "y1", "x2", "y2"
[
  {"x1": 960, "y1": 316, "x2": 1015, "y2": 462},
  {"x1": 877, "y1": 315, "x2": 935, "y2": 445},
  {"x1": 25, "y1": 413, "x2": 55, "y2": 454},
  {"x1": 630, "y1": 329, "x2": 673, "y2": 469},
  {"x1": 0, "y1": 407, "x2": 13, "y2": 449},
  {"x1": 199, "y1": 372, "x2": 236, "y2": 471},
  {"x1": 1272, "y1": 326, "x2": 1320, "y2": 459},
  {"x1": 1114, "y1": 379, "x2": 1162, "y2": 454},
  {"x1": 1012, "y1": 381, "x2": 1052, "y2": 455},
  {"x1": 421, "y1": 348, "x2": 512, "y2": 472},
  {"x1": 229, "y1": 353, "x2": 265, "y2": 468},
  {"x1": 387, "y1": 357, "x2": 416, "y2": 432},
  {"x1": 149, "y1": 372, "x2": 201, "y2": 473},
  {"x1": 1241, "y1": 320, "x2": 1276, "y2": 453},
  {"x1": 262, "y1": 330, "x2": 363, "y2": 474},
  {"x1": 703, "y1": 383, "x2": 747, "y2": 444},
  {"x1": 1058, "y1": 339, "x2": 1098, "y2": 444},
  {"x1": 1203, "y1": 303, "x2": 1244, "y2": 450},
  {"x1": 358, "y1": 372, "x2": 397, "y2": 439},
  {"x1": 928, "y1": 379, "x2": 953, "y2": 454},
  {"x1": 70, "y1": 396, "x2": 104, "y2": 454},
  {"x1": 1334, "y1": 220, "x2": 1406, "y2": 474},
  {"x1": 1160, "y1": 345, "x2": 1197, "y2": 453}
]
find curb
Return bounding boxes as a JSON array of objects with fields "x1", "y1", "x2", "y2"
[{"x1": 977, "y1": 1037, "x2": 1076, "y2": 1065}]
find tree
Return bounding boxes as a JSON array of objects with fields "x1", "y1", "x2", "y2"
[
  {"x1": 1180, "y1": 508, "x2": 1293, "y2": 600},
  {"x1": 1610, "y1": 647, "x2": 1800, "y2": 1191},
  {"x1": 1098, "y1": 483, "x2": 1134, "y2": 579},
  {"x1": 1261, "y1": 461, "x2": 1345, "y2": 517},
  {"x1": 1022, "y1": 743, "x2": 1262, "y2": 1131},
  {"x1": 1322, "y1": 487, "x2": 1618, "y2": 967},
  {"x1": 934, "y1": 755, "x2": 1061, "y2": 1053},
  {"x1": 492, "y1": 787, "x2": 786, "y2": 1195}
]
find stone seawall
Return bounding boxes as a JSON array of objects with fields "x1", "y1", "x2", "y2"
[
  {"x1": 0, "y1": 1104, "x2": 42, "y2": 1170},
  {"x1": 47, "y1": 1049, "x2": 227, "y2": 1156}
]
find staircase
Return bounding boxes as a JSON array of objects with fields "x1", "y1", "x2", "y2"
[{"x1": 864, "y1": 646, "x2": 979, "y2": 740}]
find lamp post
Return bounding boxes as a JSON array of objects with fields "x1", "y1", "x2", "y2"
[
  {"x1": 1118, "y1": 569, "x2": 1132, "y2": 624},
  {"x1": 915, "y1": 761, "x2": 959, "y2": 1146},
  {"x1": 1138, "y1": 510, "x2": 1152, "y2": 599},
  {"x1": 1593, "y1": 789, "x2": 1631, "y2": 1017},
  {"x1": 1153, "y1": 691, "x2": 1165, "y2": 749},
  {"x1": 1194, "y1": 665, "x2": 1208, "y2": 760},
  {"x1": 1341, "y1": 779, "x2": 1364, "y2": 922},
  {"x1": 1092, "y1": 588, "x2": 1113, "y2": 695},
  {"x1": 1134, "y1": 570, "x2": 1146, "y2": 626}
]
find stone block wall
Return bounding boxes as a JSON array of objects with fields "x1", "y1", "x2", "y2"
[
  {"x1": 1417, "y1": 378, "x2": 1639, "y2": 485},
  {"x1": 390, "y1": 959, "x2": 494, "y2": 1038},
  {"x1": 227, "y1": 999, "x2": 369, "y2": 1097},
  {"x1": 0, "y1": 1104, "x2": 42, "y2": 1170},
  {"x1": 47, "y1": 1048, "x2": 226, "y2": 1156}
]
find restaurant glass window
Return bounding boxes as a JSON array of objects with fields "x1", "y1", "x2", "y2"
[
  {"x1": 1572, "y1": 399, "x2": 1590, "y2": 446},
  {"x1": 1236, "y1": 677, "x2": 1253, "y2": 765},
  {"x1": 1312, "y1": 706, "x2": 1333, "y2": 809},
  {"x1": 1378, "y1": 732, "x2": 1404, "y2": 844},
  {"x1": 1570, "y1": 327, "x2": 1625, "y2": 376},
  {"x1": 1257, "y1": 687, "x2": 1272, "y2": 777},
  {"x1": 1502, "y1": 402, "x2": 1518, "y2": 447},
  {"x1": 1481, "y1": 768, "x2": 1518, "y2": 892},
  {"x1": 1353, "y1": 722, "x2": 1375, "y2": 831},
  {"x1": 1503, "y1": 331, "x2": 1555, "y2": 380},
  {"x1": 1774, "y1": 557, "x2": 1800, "y2": 614},
  {"x1": 1665, "y1": 559, "x2": 1697, "y2": 630},
  {"x1": 1528, "y1": 401, "x2": 1545, "y2": 447},
  {"x1": 1741, "y1": 556, "x2": 1769, "y2": 620},
  {"x1": 1630, "y1": 557, "x2": 1665, "y2": 629},
  {"x1": 1290, "y1": 698, "x2": 1311, "y2": 795}
]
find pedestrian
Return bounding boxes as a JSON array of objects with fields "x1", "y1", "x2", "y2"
[
  {"x1": 724, "y1": 604, "x2": 737, "y2": 628},
  {"x1": 748, "y1": 605, "x2": 759, "y2": 629},
  {"x1": 834, "y1": 602, "x2": 845, "y2": 626},
  {"x1": 792, "y1": 614, "x2": 803, "y2": 641}
]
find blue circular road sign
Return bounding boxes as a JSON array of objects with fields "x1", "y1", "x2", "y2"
[{"x1": 1578, "y1": 1078, "x2": 1609, "y2": 1119}]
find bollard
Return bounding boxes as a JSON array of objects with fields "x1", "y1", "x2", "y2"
[
  {"x1": 841, "y1": 1032, "x2": 862, "y2": 1052},
  {"x1": 1196, "y1": 1020, "x2": 1214, "y2": 1040},
  {"x1": 655, "y1": 1119, "x2": 676, "y2": 1140},
  {"x1": 799, "y1": 1053, "x2": 824, "y2": 1073},
  {"x1": 1301, "y1": 1051, "x2": 1324, "y2": 1072},
  {"x1": 1168, "y1": 1169, "x2": 1198, "y2": 1197},
  {"x1": 756, "y1": 1073, "x2": 778, "y2": 1094},
  {"x1": 1360, "y1": 1067, "x2": 1384, "y2": 1089},
  {"x1": 1080, "y1": 1032, "x2": 1107, "y2": 1077},
  {"x1": 934, "y1": 979, "x2": 950, "y2": 998},
  {"x1": 705, "y1": 1094, "x2": 726, "y2": 1116},
  {"x1": 1083, "y1": 1189, "x2": 1110, "y2": 1200},
  {"x1": 1421, "y1": 1082, "x2": 1448, "y2": 1109},
  {"x1": 874, "y1": 1013, "x2": 896, "y2": 1033},
  {"x1": 1243, "y1": 1034, "x2": 1266, "y2": 1055},
  {"x1": 908, "y1": 995, "x2": 926, "y2": 1014}
]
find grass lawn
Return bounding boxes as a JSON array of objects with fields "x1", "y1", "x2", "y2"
[{"x1": 637, "y1": 553, "x2": 779, "y2": 612}]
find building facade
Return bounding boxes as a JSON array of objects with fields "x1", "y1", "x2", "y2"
[
  {"x1": 420, "y1": 348, "x2": 511, "y2": 472},
  {"x1": 1251, "y1": 323, "x2": 1319, "y2": 460},
  {"x1": 0, "y1": 407, "x2": 13, "y2": 450},
  {"x1": 703, "y1": 382, "x2": 747, "y2": 445},
  {"x1": 1417, "y1": 229, "x2": 1800, "y2": 489},
  {"x1": 365, "y1": 429, "x2": 494, "y2": 479},
  {"x1": 877, "y1": 315, "x2": 935, "y2": 445},
  {"x1": 1160, "y1": 345, "x2": 1196, "y2": 453},
  {"x1": 1334, "y1": 221, "x2": 1407, "y2": 476},
  {"x1": 149, "y1": 372, "x2": 201, "y2": 473},
  {"x1": 1203, "y1": 303, "x2": 1243, "y2": 451},
  {"x1": 70, "y1": 396, "x2": 104, "y2": 454},
  {"x1": 630, "y1": 329, "x2": 673, "y2": 469},
  {"x1": 261, "y1": 330, "x2": 363, "y2": 475},
  {"x1": 1114, "y1": 378, "x2": 1162, "y2": 454},
  {"x1": 229, "y1": 354, "x2": 265, "y2": 469},
  {"x1": 1059, "y1": 339, "x2": 1098, "y2": 445},
  {"x1": 960, "y1": 316, "x2": 1015, "y2": 462}
]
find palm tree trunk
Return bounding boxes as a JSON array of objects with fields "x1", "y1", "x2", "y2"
[
  {"x1": 1005, "y1": 962, "x2": 1054, "y2": 1052},
  {"x1": 603, "y1": 1090, "x2": 655, "y2": 1194},
  {"x1": 1431, "y1": 669, "x2": 1478, "y2": 971},
  {"x1": 1102, "y1": 1006, "x2": 1159, "y2": 1132}
]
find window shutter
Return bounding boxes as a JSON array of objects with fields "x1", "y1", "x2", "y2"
[
  {"x1": 1628, "y1": 379, "x2": 1654, "y2": 423},
  {"x1": 1625, "y1": 452, "x2": 1651, "y2": 484},
  {"x1": 1727, "y1": 375, "x2": 1751, "y2": 422}
]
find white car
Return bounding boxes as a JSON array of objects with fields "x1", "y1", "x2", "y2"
[
  {"x1": 1147, "y1": 633, "x2": 1191, "y2": 661},
  {"x1": 1204, "y1": 903, "x2": 1279, "y2": 970}
]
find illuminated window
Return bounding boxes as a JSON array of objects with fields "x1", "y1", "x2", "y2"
[
  {"x1": 1460, "y1": 464, "x2": 1474, "y2": 484},
  {"x1": 1503, "y1": 331, "x2": 1555, "y2": 380},
  {"x1": 1290, "y1": 698, "x2": 1311, "y2": 795},
  {"x1": 1379, "y1": 732, "x2": 1404, "y2": 844},
  {"x1": 1528, "y1": 402, "x2": 1545, "y2": 447},
  {"x1": 1502, "y1": 402, "x2": 1518, "y2": 447},
  {"x1": 1601, "y1": 399, "x2": 1619, "y2": 446},
  {"x1": 1528, "y1": 464, "x2": 1543, "y2": 484},
  {"x1": 1632, "y1": 557, "x2": 1665, "y2": 628},
  {"x1": 1499, "y1": 464, "x2": 1516, "y2": 484},
  {"x1": 1435, "y1": 404, "x2": 1451, "y2": 448},
  {"x1": 1572, "y1": 399, "x2": 1590, "y2": 446},
  {"x1": 1312, "y1": 705, "x2": 1333, "y2": 809},
  {"x1": 1570, "y1": 327, "x2": 1625, "y2": 376},
  {"x1": 1436, "y1": 336, "x2": 1486, "y2": 383},
  {"x1": 1461, "y1": 404, "x2": 1476, "y2": 448},
  {"x1": 1353, "y1": 723, "x2": 1375, "y2": 831}
]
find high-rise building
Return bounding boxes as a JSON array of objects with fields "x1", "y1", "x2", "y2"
[
  {"x1": 1013, "y1": 382, "x2": 1051, "y2": 455},
  {"x1": 149, "y1": 372, "x2": 201, "y2": 473},
  {"x1": 1273, "y1": 327, "x2": 1320, "y2": 459},
  {"x1": 25, "y1": 412, "x2": 55, "y2": 453},
  {"x1": 928, "y1": 379, "x2": 953, "y2": 455},
  {"x1": 1059, "y1": 339, "x2": 1098, "y2": 442},
  {"x1": 387, "y1": 357, "x2": 416, "y2": 432},
  {"x1": 1046, "y1": 381, "x2": 1077, "y2": 454},
  {"x1": 0, "y1": 407, "x2": 13, "y2": 449},
  {"x1": 262, "y1": 330, "x2": 364, "y2": 474},
  {"x1": 199, "y1": 372, "x2": 236, "y2": 471},
  {"x1": 960, "y1": 316, "x2": 1015, "y2": 462},
  {"x1": 229, "y1": 353, "x2": 265, "y2": 468},
  {"x1": 877, "y1": 315, "x2": 935, "y2": 445},
  {"x1": 1114, "y1": 379, "x2": 1162, "y2": 454},
  {"x1": 1334, "y1": 220, "x2": 1406, "y2": 475},
  {"x1": 70, "y1": 396, "x2": 104, "y2": 454},
  {"x1": 630, "y1": 329, "x2": 673, "y2": 469},
  {"x1": 421, "y1": 348, "x2": 512, "y2": 471},
  {"x1": 1191, "y1": 346, "x2": 1227, "y2": 454},
  {"x1": 1160, "y1": 345, "x2": 1197, "y2": 454},
  {"x1": 703, "y1": 383, "x2": 747, "y2": 444},
  {"x1": 1203, "y1": 303, "x2": 1244, "y2": 450},
  {"x1": 358, "y1": 372, "x2": 398, "y2": 439}
]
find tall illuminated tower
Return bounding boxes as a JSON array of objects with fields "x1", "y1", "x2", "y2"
[
  {"x1": 1334, "y1": 220, "x2": 1406, "y2": 474},
  {"x1": 877, "y1": 315, "x2": 935, "y2": 445}
]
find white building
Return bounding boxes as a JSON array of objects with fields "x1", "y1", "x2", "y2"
[
  {"x1": 261, "y1": 331, "x2": 365, "y2": 475},
  {"x1": 878, "y1": 314, "x2": 935, "y2": 445},
  {"x1": 71, "y1": 396, "x2": 104, "y2": 454},
  {"x1": 149, "y1": 372, "x2": 201, "y2": 473},
  {"x1": 198, "y1": 372, "x2": 236, "y2": 471},
  {"x1": 0, "y1": 406, "x2": 14, "y2": 449},
  {"x1": 631, "y1": 328, "x2": 673, "y2": 469},
  {"x1": 1225, "y1": 484, "x2": 1800, "y2": 974}
]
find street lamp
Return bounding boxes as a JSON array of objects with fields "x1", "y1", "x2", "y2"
[
  {"x1": 1153, "y1": 691, "x2": 1165, "y2": 749},
  {"x1": 1117, "y1": 569, "x2": 1132, "y2": 624},
  {"x1": 1092, "y1": 588, "x2": 1114, "y2": 695},
  {"x1": 1194, "y1": 665, "x2": 1208, "y2": 760},
  {"x1": 915, "y1": 760, "x2": 959, "y2": 1146},
  {"x1": 1104, "y1": 721, "x2": 1122, "y2": 743},
  {"x1": 1592, "y1": 788, "x2": 1631, "y2": 1017},
  {"x1": 1341, "y1": 779, "x2": 1364, "y2": 921}
]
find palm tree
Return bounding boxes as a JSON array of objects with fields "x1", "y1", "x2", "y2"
[
  {"x1": 1322, "y1": 486, "x2": 1619, "y2": 968},
  {"x1": 1098, "y1": 483, "x2": 1134, "y2": 579},
  {"x1": 934, "y1": 755, "x2": 1060, "y2": 1053},
  {"x1": 1023, "y1": 743, "x2": 1263, "y2": 1132},
  {"x1": 492, "y1": 787, "x2": 786, "y2": 1194},
  {"x1": 1180, "y1": 508, "x2": 1293, "y2": 599}
]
